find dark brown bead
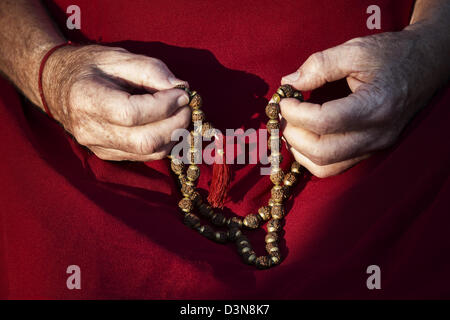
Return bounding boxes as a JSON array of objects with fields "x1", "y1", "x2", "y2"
[
  {"x1": 170, "y1": 160, "x2": 184, "y2": 175},
  {"x1": 201, "y1": 122, "x2": 215, "y2": 138},
  {"x1": 293, "y1": 91, "x2": 304, "y2": 102},
  {"x1": 271, "y1": 186, "x2": 284, "y2": 203},
  {"x1": 265, "y1": 103, "x2": 280, "y2": 120},
  {"x1": 281, "y1": 185, "x2": 290, "y2": 199},
  {"x1": 258, "y1": 206, "x2": 271, "y2": 221},
  {"x1": 265, "y1": 231, "x2": 279, "y2": 244},
  {"x1": 189, "y1": 191, "x2": 202, "y2": 206},
  {"x1": 187, "y1": 165, "x2": 200, "y2": 181},
  {"x1": 266, "y1": 242, "x2": 280, "y2": 254},
  {"x1": 198, "y1": 225, "x2": 215, "y2": 240},
  {"x1": 228, "y1": 216, "x2": 243, "y2": 228},
  {"x1": 214, "y1": 231, "x2": 228, "y2": 244},
  {"x1": 255, "y1": 255, "x2": 272, "y2": 269},
  {"x1": 266, "y1": 119, "x2": 280, "y2": 135},
  {"x1": 241, "y1": 250, "x2": 257, "y2": 265},
  {"x1": 267, "y1": 219, "x2": 282, "y2": 233},
  {"x1": 189, "y1": 92, "x2": 202, "y2": 109},
  {"x1": 236, "y1": 235, "x2": 250, "y2": 250},
  {"x1": 270, "y1": 252, "x2": 282, "y2": 265},
  {"x1": 198, "y1": 203, "x2": 214, "y2": 218},
  {"x1": 183, "y1": 213, "x2": 201, "y2": 229},
  {"x1": 181, "y1": 183, "x2": 195, "y2": 197},
  {"x1": 291, "y1": 161, "x2": 302, "y2": 174},
  {"x1": 278, "y1": 84, "x2": 295, "y2": 98},
  {"x1": 211, "y1": 213, "x2": 227, "y2": 227},
  {"x1": 271, "y1": 204, "x2": 285, "y2": 219},
  {"x1": 228, "y1": 228, "x2": 243, "y2": 241},
  {"x1": 283, "y1": 172, "x2": 297, "y2": 187},
  {"x1": 270, "y1": 169, "x2": 284, "y2": 185},
  {"x1": 243, "y1": 214, "x2": 261, "y2": 229},
  {"x1": 178, "y1": 198, "x2": 194, "y2": 213},
  {"x1": 192, "y1": 109, "x2": 205, "y2": 122}
]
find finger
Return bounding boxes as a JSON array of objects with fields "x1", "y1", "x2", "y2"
[
  {"x1": 282, "y1": 121, "x2": 387, "y2": 166},
  {"x1": 76, "y1": 78, "x2": 189, "y2": 127},
  {"x1": 99, "y1": 50, "x2": 188, "y2": 91},
  {"x1": 84, "y1": 106, "x2": 191, "y2": 155},
  {"x1": 279, "y1": 83, "x2": 382, "y2": 135},
  {"x1": 281, "y1": 44, "x2": 355, "y2": 91},
  {"x1": 288, "y1": 144, "x2": 370, "y2": 178},
  {"x1": 90, "y1": 143, "x2": 173, "y2": 162}
]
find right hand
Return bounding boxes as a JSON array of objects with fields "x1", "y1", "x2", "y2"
[{"x1": 42, "y1": 44, "x2": 191, "y2": 161}]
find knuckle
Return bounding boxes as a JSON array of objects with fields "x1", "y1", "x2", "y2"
[
  {"x1": 307, "y1": 146, "x2": 333, "y2": 166},
  {"x1": 135, "y1": 133, "x2": 158, "y2": 155},
  {"x1": 309, "y1": 51, "x2": 326, "y2": 70},
  {"x1": 116, "y1": 105, "x2": 140, "y2": 127}
]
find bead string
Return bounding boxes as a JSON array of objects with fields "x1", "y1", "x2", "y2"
[{"x1": 170, "y1": 84, "x2": 304, "y2": 269}]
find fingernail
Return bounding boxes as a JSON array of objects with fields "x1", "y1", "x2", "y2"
[
  {"x1": 177, "y1": 93, "x2": 189, "y2": 106},
  {"x1": 282, "y1": 71, "x2": 300, "y2": 83}
]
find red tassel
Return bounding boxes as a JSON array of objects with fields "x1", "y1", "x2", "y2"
[{"x1": 208, "y1": 137, "x2": 231, "y2": 208}]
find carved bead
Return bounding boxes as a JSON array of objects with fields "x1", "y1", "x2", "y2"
[
  {"x1": 271, "y1": 204, "x2": 285, "y2": 219},
  {"x1": 211, "y1": 213, "x2": 227, "y2": 227},
  {"x1": 189, "y1": 191, "x2": 202, "y2": 205},
  {"x1": 183, "y1": 213, "x2": 201, "y2": 229},
  {"x1": 258, "y1": 206, "x2": 271, "y2": 221},
  {"x1": 192, "y1": 109, "x2": 205, "y2": 122},
  {"x1": 228, "y1": 216, "x2": 243, "y2": 228},
  {"x1": 242, "y1": 250, "x2": 257, "y2": 265},
  {"x1": 187, "y1": 165, "x2": 200, "y2": 181},
  {"x1": 201, "y1": 122, "x2": 215, "y2": 138},
  {"x1": 255, "y1": 255, "x2": 272, "y2": 269},
  {"x1": 267, "y1": 219, "x2": 282, "y2": 232},
  {"x1": 189, "y1": 92, "x2": 202, "y2": 109},
  {"x1": 270, "y1": 169, "x2": 284, "y2": 185},
  {"x1": 277, "y1": 84, "x2": 295, "y2": 98},
  {"x1": 266, "y1": 119, "x2": 280, "y2": 135},
  {"x1": 189, "y1": 148, "x2": 201, "y2": 164},
  {"x1": 271, "y1": 93, "x2": 281, "y2": 104},
  {"x1": 283, "y1": 172, "x2": 297, "y2": 186},
  {"x1": 181, "y1": 183, "x2": 195, "y2": 196},
  {"x1": 265, "y1": 232, "x2": 279, "y2": 244},
  {"x1": 178, "y1": 174, "x2": 188, "y2": 186},
  {"x1": 178, "y1": 198, "x2": 194, "y2": 213},
  {"x1": 170, "y1": 160, "x2": 184, "y2": 175},
  {"x1": 291, "y1": 161, "x2": 302, "y2": 174},
  {"x1": 214, "y1": 231, "x2": 228, "y2": 244},
  {"x1": 188, "y1": 131, "x2": 201, "y2": 148},
  {"x1": 271, "y1": 186, "x2": 284, "y2": 203},
  {"x1": 243, "y1": 214, "x2": 261, "y2": 229},
  {"x1": 228, "y1": 228, "x2": 243, "y2": 241},
  {"x1": 265, "y1": 103, "x2": 280, "y2": 119},
  {"x1": 266, "y1": 242, "x2": 280, "y2": 254},
  {"x1": 268, "y1": 198, "x2": 276, "y2": 207}
]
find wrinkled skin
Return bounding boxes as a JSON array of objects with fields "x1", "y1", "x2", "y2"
[{"x1": 280, "y1": 27, "x2": 447, "y2": 177}]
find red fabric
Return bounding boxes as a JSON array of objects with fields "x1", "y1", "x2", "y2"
[{"x1": 2, "y1": 0, "x2": 450, "y2": 299}]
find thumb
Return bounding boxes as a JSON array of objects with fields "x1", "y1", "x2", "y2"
[{"x1": 281, "y1": 44, "x2": 353, "y2": 91}]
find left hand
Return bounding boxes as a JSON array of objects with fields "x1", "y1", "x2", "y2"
[{"x1": 280, "y1": 28, "x2": 444, "y2": 178}]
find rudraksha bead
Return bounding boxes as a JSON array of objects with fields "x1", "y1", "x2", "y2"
[
  {"x1": 283, "y1": 172, "x2": 297, "y2": 186},
  {"x1": 211, "y1": 213, "x2": 227, "y2": 226},
  {"x1": 181, "y1": 183, "x2": 195, "y2": 196},
  {"x1": 187, "y1": 165, "x2": 200, "y2": 181},
  {"x1": 178, "y1": 198, "x2": 194, "y2": 213},
  {"x1": 281, "y1": 185, "x2": 290, "y2": 199},
  {"x1": 268, "y1": 198, "x2": 276, "y2": 207},
  {"x1": 266, "y1": 119, "x2": 280, "y2": 134},
  {"x1": 277, "y1": 84, "x2": 295, "y2": 98},
  {"x1": 189, "y1": 148, "x2": 201, "y2": 164},
  {"x1": 214, "y1": 231, "x2": 228, "y2": 244},
  {"x1": 228, "y1": 216, "x2": 243, "y2": 228},
  {"x1": 271, "y1": 186, "x2": 284, "y2": 203},
  {"x1": 291, "y1": 161, "x2": 302, "y2": 174},
  {"x1": 270, "y1": 169, "x2": 284, "y2": 185},
  {"x1": 265, "y1": 232, "x2": 279, "y2": 244},
  {"x1": 183, "y1": 213, "x2": 201, "y2": 229},
  {"x1": 258, "y1": 206, "x2": 271, "y2": 221},
  {"x1": 267, "y1": 219, "x2": 282, "y2": 233},
  {"x1": 190, "y1": 191, "x2": 202, "y2": 205},
  {"x1": 228, "y1": 228, "x2": 242, "y2": 241},
  {"x1": 255, "y1": 255, "x2": 272, "y2": 269},
  {"x1": 265, "y1": 103, "x2": 280, "y2": 120},
  {"x1": 171, "y1": 160, "x2": 184, "y2": 175},
  {"x1": 243, "y1": 214, "x2": 261, "y2": 229},
  {"x1": 242, "y1": 250, "x2": 257, "y2": 265},
  {"x1": 201, "y1": 122, "x2": 215, "y2": 138},
  {"x1": 192, "y1": 109, "x2": 205, "y2": 122},
  {"x1": 188, "y1": 131, "x2": 201, "y2": 148},
  {"x1": 189, "y1": 92, "x2": 202, "y2": 109},
  {"x1": 271, "y1": 204, "x2": 285, "y2": 219},
  {"x1": 266, "y1": 242, "x2": 280, "y2": 254},
  {"x1": 198, "y1": 225, "x2": 215, "y2": 240}
]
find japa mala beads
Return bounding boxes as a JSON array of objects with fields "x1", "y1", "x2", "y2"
[{"x1": 170, "y1": 84, "x2": 304, "y2": 269}]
